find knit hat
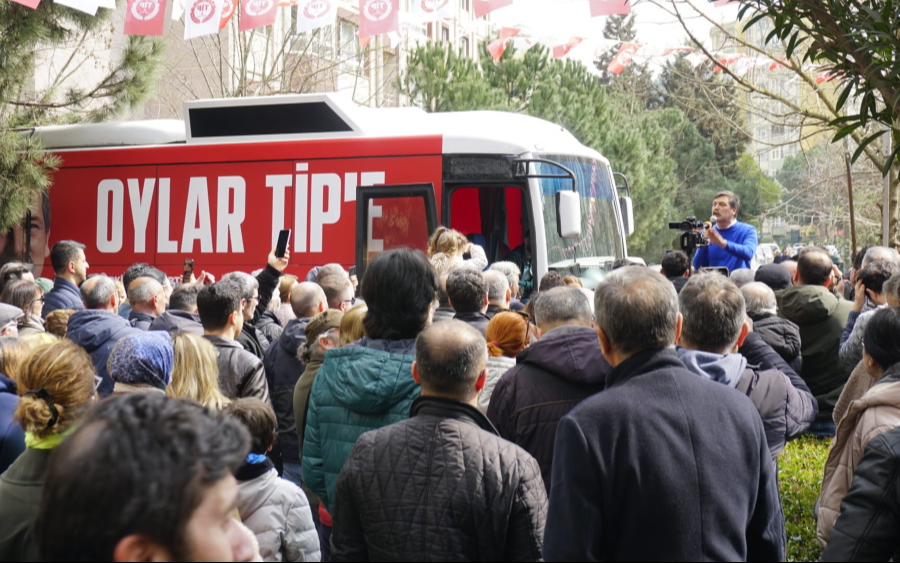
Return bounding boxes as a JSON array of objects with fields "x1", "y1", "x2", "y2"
[
  {"x1": 35, "y1": 278, "x2": 54, "y2": 294},
  {"x1": 0, "y1": 304, "x2": 24, "y2": 328},
  {"x1": 305, "y1": 310, "x2": 344, "y2": 342},
  {"x1": 755, "y1": 264, "x2": 793, "y2": 291},
  {"x1": 108, "y1": 332, "x2": 175, "y2": 390}
]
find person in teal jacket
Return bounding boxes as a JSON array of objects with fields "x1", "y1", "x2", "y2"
[{"x1": 301, "y1": 248, "x2": 441, "y2": 513}]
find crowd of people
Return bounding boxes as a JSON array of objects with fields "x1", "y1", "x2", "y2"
[{"x1": 1, "y1": 194, "x2": 900, "y2": 560}]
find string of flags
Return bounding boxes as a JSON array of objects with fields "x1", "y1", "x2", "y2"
[{"x1": 6, "y1": 0, "x2": 740, "y2": 41}]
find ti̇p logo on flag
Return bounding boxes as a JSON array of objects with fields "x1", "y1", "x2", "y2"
[
  {"x1": 131, "y1": 0, "x2": 161, "y2": 20},
  {"x1": 191, "y1": 0, "x2": 216, "y2": 23},
  {"x1": 245, "y1": 0, "x2": 274, "y2": 15},
  {"x1": 304, "y1": 0, "x2": 330, "y2": 17},
  {"x1": 363, "y1": 0, "x2": 393, "y2": 20},
  {"x1": 420, "y1": 0, "x2": 449, "y2": 12}
]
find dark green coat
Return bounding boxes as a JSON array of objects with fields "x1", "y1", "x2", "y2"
[
  {"x1": 301, "y1": 339, "x2": 420, "y2": 513},
  {"x1": 0, "y1": 448, "x2": 52, "y2": 562},
  {"x1": 779, "y1": 285, "x2": 853, "y2": 420}
]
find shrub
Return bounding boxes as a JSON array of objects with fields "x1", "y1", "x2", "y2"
[{"x1": 779, "y1": 435, "x2": 831, "y2": 562}]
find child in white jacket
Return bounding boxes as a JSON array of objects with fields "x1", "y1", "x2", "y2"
[{"x1": 228, "y1": 398, "x2": 321, "y2": 563}]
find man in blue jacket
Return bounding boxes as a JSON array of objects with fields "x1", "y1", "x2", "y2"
[
  {"x1": 42, "y1": 240, "x2": 89, "y2": 318},
  {"x1": 693, "y1": 191, "x2": 758, "y2": 273},
  {"x1": 543, "y1": 267, "x2": 784, "y2": 561}
]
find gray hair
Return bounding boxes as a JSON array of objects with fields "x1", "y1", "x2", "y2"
[
  {"x1": 680, "y1": 273, "x2": 746, "y2": 354},
  {"x1": 594, "y1": 268, "x2": 679, "y2": 356},
  {"x1": 415, "y1": 320, "x2": 487, "y2": 398},
  {"x1": 862, "y1": 246, "x2": 900, "y2": 268},
  {"x1": 81, "y1": 275, "x2": 117, "y2": 309},
  {"x1": 741, "y1": 282, "x2": 778, "y2": 318},
  {"x1": 533, "y1": 287, "x2": 593, "y2": 329},
  {"x1": 316, "y1": 264, "x2": 347, "y2": 284},
  {"x1": 490, "y1": 261, "x2": 521, "y2": 295},
  {"x1": 729, "y1": 268, "x2": 755, "y2": 288},
  {"x1": 884, "y1": 272, "x2": 900, "y2": 302},
  {"x1": 221, "y1": 272, "x2": 259, "y2": 300},
  {"x1": 483, "y1": 271, "x2": 510, "y2": 302},
  {"x1": 127, "y1": 277, "x2": 162, "y2": 306},
  {"x1": 291, "y1": 282, "x2": 327, "y2": 318}
]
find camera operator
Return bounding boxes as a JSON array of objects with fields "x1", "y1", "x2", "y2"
[{"x1": 693, "y1": 191, "x2": 758, "y2": 273}]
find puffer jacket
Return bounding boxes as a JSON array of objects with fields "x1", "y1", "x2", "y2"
[
  {"x1": 779, "y1": 284, "x2": 853, "y2": 421},
  {"x1": 749, "y1": 313, "x2": 803, "y2": 373},
  {"x1": 331, "y1": 396, "x2": 547, "y2": 562},
  {"x1": 817, "y1": 364, "x2": 900, "y2": 547},
  {"x1": 0, "y1": 375, "x2": 24, "y2": 475},
  {"x1": 256, "y1": 312, "x2": 284, "y2": 350},
  {"x1": 204, "y1": 335, "x2": 270, "y2": 403},
  {"x1": 486, "y1": 325, "x2": 608, "y2": 489},
  {"x1": 478, "y1": 355, "x2": 515, "y2": 411},
  {"x1": 822, "y1": 426, "x2": 900, "y2": 562},
  {"x1": 148, "y1": 310, "x2": 204, "y2": 335},
  {"x1": 42, "y1": 277, "x2": 83, "y2": 318},
  {"x1": 127, "y1": 310, "x2": 155, "y2": 331},
  {"x1": 301, "y1": 338, "x2": 420, "y2": 513},
  {"x1": 66, "y1": 309, "x2": 140, "y2": 397},
  {"x1": 264, "y1": 318, "x2": 310, "y2": 466},
  {"x1": 236, "y1": 460, "x2": 320, "y2": 563}
]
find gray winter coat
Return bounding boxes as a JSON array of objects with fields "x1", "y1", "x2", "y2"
[
  {"x1": 479, "y1": 355, "x2": 516, "y2": 411},
  {"x1": 204, "y1": 335, "x2": 270, "y2": 403},
  {"x1": 237, "y1": 465, "x2": 321, "y2": 562},
  {"x1": 148, "y1": 310, "x2": 204, "y2": 336}
]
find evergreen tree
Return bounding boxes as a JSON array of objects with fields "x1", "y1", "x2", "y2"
[
  {"x1": 594, "y1": 14, "x2": 658, "y2": 111},
  {"x1": 0, "y1": 3, "x2": 163, "y2": 234}
]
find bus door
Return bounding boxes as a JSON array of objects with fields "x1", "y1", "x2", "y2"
[
  {"x1": 355, "y1": 183, "x2": 438, "y2": 280},
  {"x1": 442, "y1": 183, "x2": 532, "y2": 266}
]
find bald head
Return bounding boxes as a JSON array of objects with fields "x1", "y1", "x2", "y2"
[
  {"x1": 414, "y1": 320, "x2": 487, "y2": 401},
  {"x1": 80, "y1": 276, "x2": 118, "y2": 312},
  {"x1": 291, "y1": 282, "x2": 327, "y2": 319},
  {"x1": 797, "y1": 249, "x2": 833, "y2": 286}
]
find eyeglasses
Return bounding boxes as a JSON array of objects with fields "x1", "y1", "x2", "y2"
[{"x1": 342, "y1": 297, "x2": 357, "y2": 307}]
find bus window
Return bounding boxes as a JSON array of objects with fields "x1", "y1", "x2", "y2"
[{"x1": 446, "y1": 186, "x2": 528, "y2": 264}]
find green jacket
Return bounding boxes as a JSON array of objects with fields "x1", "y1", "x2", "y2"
[
  {"x1": 301, "y1": 339, "x2": 420, "y2": 513},
  {"x1": 779, "y1": 285, "x2": 853, "y2": 420},
  {"x1": 0, "y1": 448, "x2": 52, "y2": 562}
]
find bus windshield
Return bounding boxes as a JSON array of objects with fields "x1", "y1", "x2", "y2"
[{"x1": 537, "y1": 155, "x2": 624, "y2": 270}]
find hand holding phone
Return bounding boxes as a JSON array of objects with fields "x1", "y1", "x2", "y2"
[
  {"x1": 182, "y1": 259, "x2": 194, "y2": 284},
  {"x1": 275, "y1": 229, "x2": 291, "y2": 259}
]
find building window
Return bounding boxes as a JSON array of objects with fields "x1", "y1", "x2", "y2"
[
  {"x1": 756, "y1": 126, "x2": 768, "y2": 140},
  {"x1": 771, "y1": 124, "x2": 785, "y2": 137},
  {"x1": 338, "y1": 20, "x2": 361, "y2": 72},
  {"x1": 461, "y1": 36, "x2": 470, "y2": 58},
  {"x1": 441, "y1": 25, "x2": 450, "y2": 43},
  {"x1": 427, "y1": 22, "x2": 434, "y2": 39},
  {"x1": 461, "y1": 0, "x2": 469, "y2": 11}
]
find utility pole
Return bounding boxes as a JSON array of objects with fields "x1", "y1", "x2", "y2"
[
  {"x1": 844, "y1": 146, "x2": 857, "y2": 256},
  {"x1": 884, "y1": 127, "x2": 892, "y2": 247}
]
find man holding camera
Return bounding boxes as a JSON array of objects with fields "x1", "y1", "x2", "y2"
[{"x1": 693, "y1": 191, "x2": 758, "y2": 273}]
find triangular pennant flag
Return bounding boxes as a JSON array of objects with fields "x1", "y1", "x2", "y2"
[
  {"x1": 296, "y1": 0, "x2": 338, "y2": 34},
  {"x1": 589, "y1": 0, "x2": 630, "y2": 17},
  {"x1": 499, "y1": 27, "x2": 520, "y2": 41},
  {"x1": 172, "y1": 0, "x2": 186, "y2": 19},
  {"x1": 54, "y1": 0, "x2": 99, "y2": 15},
  {"x1": 239, "y1": 0, "x2": 278, "y2": 31},
  {"x1": 553, "y1": 37, "x2": 584, "y2": 58},
  {"x1": 713, "y1": 0, "x2": 737, "y2": 6},
  {"x1": 487, "y1": 38, "x2": 508, "y2": 61},
  {"x1": 411, "y1": 0, "x2": 455, "y2": 22},
  {"x1": 219, "y1": 0, "x2": 236, "y2": 28},
  {"x1": 359, "y1": 0, "x2": 399, "y2": 39},
  {"x1": 473, "y1": 0, "x2": 512, "y2": 19},
  {"x1": 9, "y1": 0, "x2": 41, "y2": 9},
  {"x1": 815, "y1": 70, "x2": 838, "y2": 84},
  {"x1": 125, "y1": 0, "x2": 167, "y2": 35},
  {"x1": 184, "y1": 0, "x2": 223, "y2": 39},
  {"x1": 607, "y1": 41, "x2": 640, "y2": 74}
]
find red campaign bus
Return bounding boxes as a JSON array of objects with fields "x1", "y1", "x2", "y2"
[{"x1": 14, "y1": 93, "x2": 635, "y2": 283}]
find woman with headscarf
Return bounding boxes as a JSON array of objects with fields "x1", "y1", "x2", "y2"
[{"x1": 107, "y1": 332, "x2": 174, "y2": 396}]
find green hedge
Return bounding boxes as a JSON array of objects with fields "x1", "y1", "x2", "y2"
[{"x1": 779, "y1": 435, "x2": 831, "y2": 562}]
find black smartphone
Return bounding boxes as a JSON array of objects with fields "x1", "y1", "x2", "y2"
[
  {"x1": 182, "y1": 259, "x2": 194, "y2": 284},
  {"x1": 349, "y1": 265, "x2": 357, "y2": 277},
  {"x1": 275, "y1": 229, "x2": 291, "y2": 259}
]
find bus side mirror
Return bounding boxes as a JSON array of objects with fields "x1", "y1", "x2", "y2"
[
  {"x1": 619, "y1": 196, "x2": 634, "y2": 236},
  {"x1": 556, "y1": 191, "x2": 582, "y2": 239}
]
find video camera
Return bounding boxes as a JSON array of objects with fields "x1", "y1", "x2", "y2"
[{"x1": 668, "y1": 216, "x2": 710, "y2": 256}]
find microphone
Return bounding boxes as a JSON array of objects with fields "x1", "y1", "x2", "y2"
[{"x1": 710, "y1": 215, "x2": 717, "y2": 224}]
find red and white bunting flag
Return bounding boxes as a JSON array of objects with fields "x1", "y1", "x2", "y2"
[
  {"x1": 239, "y1": 0, "x2": 278, "y2": 31},
  {"x1": 54, "y1": 0, "x2": 99, "y2": 15},
  {"x1": 685, "y1": 52, "x2": 709, "y2": 67},
  {"x1": 499, "y1": 27, "x2": 520, "y2": 41},
  {"x1": 487, "y1": 38, "x2": 508, "y2": 61},
  {"x1": 219, "y1": 0, "x2": 236, "y2": 28},
  {"x1": 816, "y1": 70, "x2": 838, "y2": 84},
  {"x1": 172, "y1": 0, "x2": 186, "y2": 19},
  {"x1": 714, "y1": 52, "x2": 743, "y2": 72},
  {"x1": 553, "y1": 37, "x2": 584, "y2": 58},
  {"x1": 512, "y1": 37, "x2": 536, "y2": 53},
  {"x1": 411, "y1": 0, "x2": 454, "y2": 22},
  {"x1": 359, "y1": 0, "x2": 399, "y2": 39},
  {"x1": 473, "y1": 0, "x2": 512, "y2": 19},
  {"x1": 125, "y1": 0, "x2": 167, "y2": 35},
  {"x1": 296, "y1": 0, "x2": 338, "y2": 34},
  {"x1": 713, "y1": 0, "x2": 736, "y2": 6},
  {"x1": 607, "y1": 42, "x2": 640, "y2": 74},
  {"x1": 10, "y1": 0, "x2": 41, "y2": 9},
  {"x1": 589, "y1": 0, "x2": 630, "y2": 17},
  {"x1": 184, "y1": 0, "x2": 223, "y2": 39}
]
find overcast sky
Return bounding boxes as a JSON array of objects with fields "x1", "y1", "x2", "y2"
[{"x1": 488, "y1": 0, "x2": 742, "y2": 66}]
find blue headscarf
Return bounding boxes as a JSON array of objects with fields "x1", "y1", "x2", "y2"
[{"x1": 108, "y1": 332, "x2": 174, "y2": 390}]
